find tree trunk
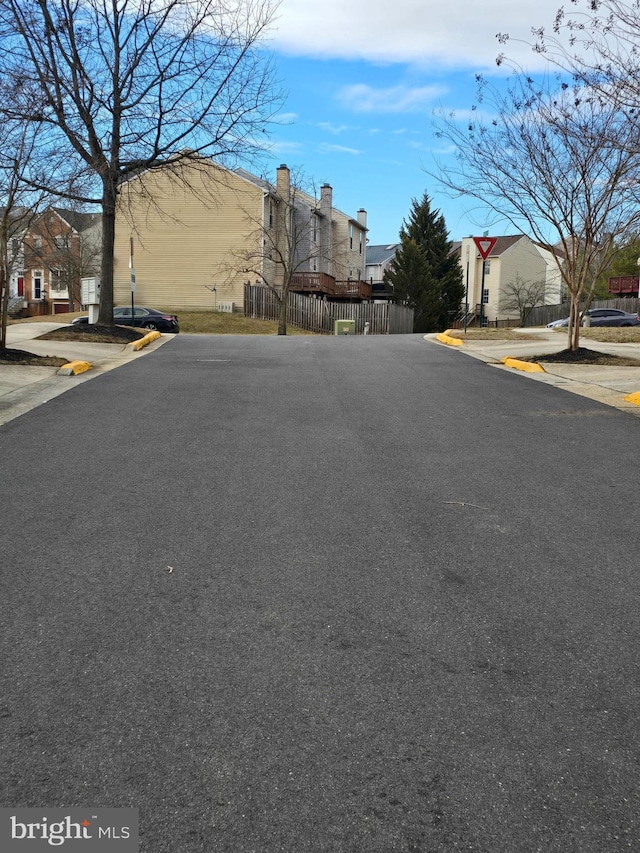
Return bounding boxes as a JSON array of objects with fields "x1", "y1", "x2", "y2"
[
  {"x1": 277, "y1": 288, "x2": 288, "y2": 335},
  {"x1": 0, "y1": 228, "x2": 9, "y2": 350},
  {"x1": 98, "y1": 178, "x2": 117, "y2": 327},
  {"x1": 567, "y1": 295, "x2": 581, "y2": 351}
]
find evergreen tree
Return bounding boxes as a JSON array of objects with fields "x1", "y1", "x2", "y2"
[
  {"x1": 385, "y1": 192, "x2": 464, "y2": 331},
  {"x1": 384, "y1": 238, "x2": 440, "y2": 332}
]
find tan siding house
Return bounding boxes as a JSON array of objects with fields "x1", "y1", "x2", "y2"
[
  {"x1": 113, "y1": 158, "x2": 368, "y2": 311},
  {"x1": 456, "y1": 235, "x2": 563, "y2": 325},
  {"x1": 114, "y1": 161, "x2": 269, "y2": 311}
]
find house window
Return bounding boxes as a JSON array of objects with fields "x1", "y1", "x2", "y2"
[
  {"x1": 50, "y1": 269, "x2": 67, "y2": 292},
  {"x1": 349, "y1": 224, "x2": 354, "y2": 250},
  {"x1": 54, "y1": 235, "x2": 70, "y2": 249},
  {"x1": 269, "y1": 200, "x2": 273, "y2": 228},
  {"x1": 33, "y1": 236, "x2": 42, "y2": 250},
  {"x1": 10, "y1": 238, "x2": 20, "y2": 255},
  {"x1": 482, "y1": 288, "x2": 489, "y2": 304},
  {"x1": 483, "y1": 259, "x2": 491, "y2": 275},
  {"x1": 359, "y1": 231, "x2": 363, "y2": 255},
  {"x1": 33, "y1": 271, "x2": 43, "y2": 300}
]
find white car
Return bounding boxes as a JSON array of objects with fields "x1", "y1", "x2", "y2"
[{"x1": 546, "y1": 317, "x2": 570, "y2": 328}]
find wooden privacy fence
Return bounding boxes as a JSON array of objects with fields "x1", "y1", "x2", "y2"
[{"x1": 244, "y1": 285, "x2": 414, "y2": 335}]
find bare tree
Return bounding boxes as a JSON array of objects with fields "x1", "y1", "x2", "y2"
[
  {"x1": 432, "y1": 72, "x2": 640, "y2": 350},
  {"x1": 0, "y1": 120, "x2": 44, "y2": 349},
  {"x1": 499, "y1": 274, "x2": 548, "y2": 326},
  {"x1": 517, "y1": 0, "x2": 640, "y2": 124},
  {"x1": 0, "y1": 0, "x2": 280, "y2": 327},
  {"x1": 231, "y1": 168, "x2": 339, "y2": 335}
]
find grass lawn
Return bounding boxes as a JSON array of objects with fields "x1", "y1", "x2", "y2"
[
  {"x1": 448, "y1": 326, "x2": 640, "y2": 344},
  {"x1": 9, "y1": 309, "x2": 316, "y2": 335}
]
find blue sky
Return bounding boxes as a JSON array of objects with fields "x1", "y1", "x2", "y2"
[{"x1": 257, "y1": 0, "x2": 562, "y2": 246}]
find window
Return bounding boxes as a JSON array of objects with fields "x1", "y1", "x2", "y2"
[
  {"x1": 50, "y1": 269, "x2": 68, "y2": 292},
  {"x1": 349, "y1": 224, "x2": 353, "y2": 250},
  {"x1": 482, "y1": 288, "x2": 489, "y2": 304},
  {"x1": 33, "y1": 271, "x2": 43, "y2": 300},
  {"x1": 33, "y1": 236, "x2": 42, "y2": 250},
  {"x1": 54, "y1": 235, "x2": 70, "y2": 249},
  {"x1": 483, "y1": 259, "x2": 491, "y2": 275},
  {"x1": 359, "y1": 231, "x2": 363, "y2": 255},
  {"x1": 269, "y1": 200, "x2": 273, "y2": 228}
]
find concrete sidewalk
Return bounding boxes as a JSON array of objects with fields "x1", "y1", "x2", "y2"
[
  {"x1": 428, "y1": 327, "x2": 640, "y2": 417},
  {"x1": 0, "y1": 322, "x2": 174, "y2": 426}
]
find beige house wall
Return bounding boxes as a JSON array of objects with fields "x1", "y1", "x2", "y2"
[
  {"x1": 496, "y1": 239, "x2": 548, "y2": 319},
  {"x1": 459, "y1": 236, "x2": 559, "y2": 322},
  {"x1": 331, "y1": 211, "x2": 366, "y2": 281},
  {"x1": 113, "y1": 161, "x2": 266, "y2": 311}
]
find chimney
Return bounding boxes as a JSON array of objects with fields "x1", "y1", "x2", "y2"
[
  {"x1": 276, "y1": 164, "x2": 290, "y2": 201},
  {"x1": 319, "y1": 183, "x2": 333, "y2": 276},
  {"x1": 357, "y1": 208, "x2": 367, "y2": 229}
]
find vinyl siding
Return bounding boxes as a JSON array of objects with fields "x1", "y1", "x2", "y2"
[{"x1": 113, "y1": 162, "x2": 264, "y2": 310}]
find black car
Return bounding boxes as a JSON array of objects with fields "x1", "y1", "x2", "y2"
[
  {"x1": 583, "y1": 308, "x2": 640, "y2": 327},
  {"x1": 73, "y1": 306, "x2": 179, "y2": 333}
]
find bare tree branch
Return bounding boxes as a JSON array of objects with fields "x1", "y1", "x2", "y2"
[
  {"x1": 431, "y1": 72, "x2": 640, "y2": 349},
  {"x1": 0, "y1": 0, "x2": 281, "y2": 325}
]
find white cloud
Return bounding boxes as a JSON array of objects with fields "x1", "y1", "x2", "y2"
[
  {"x1": 275, "y1": 112, "x2": 298, "y2": 124},
  {"x1": 317, "y1": 143, "x2": 362, "y2": 155},
  {"x1": 268, "y1": 140, "x2": 304, "y2": 155},
  {"x1": 337, "y1": 84, "x2": 446, "y2": 114},
  {"x1": 271, "y1": 0, "x2": 562, "y2": 70},
  {"x1": 317, "y1": 121, "x2": 352, "y2": 135}
]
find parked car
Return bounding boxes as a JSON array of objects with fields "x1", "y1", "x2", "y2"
[
  {"x1": 72, "y1": 306, "x2": 179, "y2": 333},
  {"x1": 547, "y1": 309, "x2": 640, "y2": 328},
  {"x1": 583, "y1": 308, "x2": 640, "y2": 327}
]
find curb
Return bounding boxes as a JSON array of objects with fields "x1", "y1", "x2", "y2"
[
  {"x1": 130, "y1": 331, "x2": 161, "y2": 351},
  {"x1": 501, "y1": 357, "x2": 545, "y2": 373},
  {"x1": 57, "y1": 360, "x2": 93, "y2": 376},
  {"x1": 435, "y1": 330, "x2": 463, "y2": 347}
]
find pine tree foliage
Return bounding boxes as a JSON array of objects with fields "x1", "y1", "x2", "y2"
[{"x1": 384, "y1": 193, "x2": 463, "y2": 332}]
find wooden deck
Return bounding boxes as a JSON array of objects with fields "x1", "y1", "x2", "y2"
[{"x1": 290, "y1": 272, "x2": 372, "y2": 300}]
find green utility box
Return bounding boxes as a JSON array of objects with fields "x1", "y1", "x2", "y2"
[{"x1": 334, "y1": 319, "x2": 356, "y2": 336}]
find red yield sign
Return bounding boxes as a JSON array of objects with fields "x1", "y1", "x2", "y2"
[{"x1": 473, "y1": 236, "x2": 497, "y2": 260}]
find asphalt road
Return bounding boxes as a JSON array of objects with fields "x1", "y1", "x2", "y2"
[{"x1": 2, "y1": 333, "x2": 640, "y2": 852}]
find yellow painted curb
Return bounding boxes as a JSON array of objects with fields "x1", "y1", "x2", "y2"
[
  {"x1": 130, "y1": 331, "x2": 161, "y2": 351},
  {"x1": 624, "y1": 391, "x2": 640, "y2": 406},
  {"x1": 57, "y1": 360, "x2": 93, "y2": 376},
  {"x1": 501, "y1": 357, "x2": 545, "y2": 373},
  {"x1": 436, "y1": 332, "x2": 463, "y2": 347}
]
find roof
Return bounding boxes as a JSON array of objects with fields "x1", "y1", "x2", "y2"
[
  {"x1": 52, "y1": 208, "x2": 101, "y2": 233},
  {"x1": 366, "y1": 244, "x2": 400, "y2": 265},
  {"x1": 452, "y1": 235, "x2": 526, "y2": 258}
]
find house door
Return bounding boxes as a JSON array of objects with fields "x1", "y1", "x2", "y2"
[{"x1": 17, "y1": 276, "x2": 24, "y2": 297}]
